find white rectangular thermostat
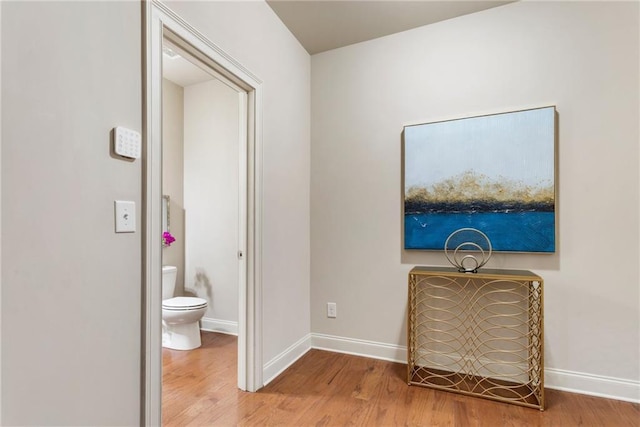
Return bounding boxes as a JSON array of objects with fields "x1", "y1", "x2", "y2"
[{"x1": 113, "y1": 126, "x2": 141, "y2": 159}]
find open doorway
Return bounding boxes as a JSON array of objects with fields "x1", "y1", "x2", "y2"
[
  {"x1": 160, "y1": 39, "x2": 242, "y2": 419},
  {"x1": 161, "y1": 40, "x2": 242, "y2": 338},
  {"x1": 143, "y1": 3, "x2": 264, "y2": 425}
]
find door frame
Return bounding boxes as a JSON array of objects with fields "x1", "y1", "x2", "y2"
[{"x1": 142, "y1": 1, "x2": 264, "y2": 425}]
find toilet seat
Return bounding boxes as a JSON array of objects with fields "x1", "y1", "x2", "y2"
[{"x1": 162, "y1": 296, "x2": 207, "y2": 311}]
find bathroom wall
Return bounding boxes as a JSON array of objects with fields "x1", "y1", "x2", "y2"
[
  {"x1": 310, "y1": 1, "x2": 639, "y2": 400},
  {"x1": 163, "y1": 75, "x2": 240, "y2": 329},
  {"x1": 162, "y1": 78, "x2": 186, "y2": 294},
  {"x1": 184, "y1": 79, "x2": 240, "y2": 330}
]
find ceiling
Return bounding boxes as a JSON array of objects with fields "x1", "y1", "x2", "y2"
[
  {"x1": 164, "y1": 0, "x2": 517, "y2": 86},
  {"x1": 162, "y1": 46, "x2": 215, "y2": 88},
  {"x1": 266, "y1": 0, "x2": 515, "y2": 55}
]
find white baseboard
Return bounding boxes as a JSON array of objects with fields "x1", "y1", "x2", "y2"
[
  {"x1": 200, "y1": 317, "x2": 238, "y2": 336},
  {"x1": 311, "y1": 333, "x2": 406, "y2": 363},
  {"x1": 545, "y1": 367, "x2": 640, "y2": 403},
  {"x1": 263, "y1": 334, "x2": 312, "y2": 385},
  {"x1": 310, "y1": 333, "x2": 640, "y2": 404}
]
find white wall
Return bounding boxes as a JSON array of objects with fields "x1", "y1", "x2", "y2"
[
  {"x1": 184, "y1": 79, "x2": 239, "y2": 325},
  {"x1": 1, "y1": 1, "x2": 141, "y2": 425},
  {"x1": 165, "y1": 1, "x2": 311, "y2": 369},
  {"x1": 311, "y1": 1, "x2": 639, "y2": 401},
  {"x1": 0, "y1": 3, "x2": 3, "y2": 420},
  {"x1": 162, "y1": 78, "x2": 186, "y2": 293}
]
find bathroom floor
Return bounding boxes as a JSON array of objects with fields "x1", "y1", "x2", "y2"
[
  {"x1": 162, "y1": 331, "x2": 237, "y2": 425},
  {"x1": 162, "y1": 332, "x2": 639, "y2": 426}
]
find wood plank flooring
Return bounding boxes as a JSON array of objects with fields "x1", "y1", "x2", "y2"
[{"x1": 163, "y1": 332, "x2": 639, "y2": 426}]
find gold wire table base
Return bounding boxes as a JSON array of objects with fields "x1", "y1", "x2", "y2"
[{"x1": 407, "y1": 266, "x2": 544, "y2": 410}]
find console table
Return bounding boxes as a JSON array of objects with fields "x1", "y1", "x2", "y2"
[{"x1": 407, "y1": 266, "x2": 544, "y2": 410}]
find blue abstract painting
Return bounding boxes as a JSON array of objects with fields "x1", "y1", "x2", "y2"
[{"x1": 404, "y1": 106, "x2": 556, "y2": 253}]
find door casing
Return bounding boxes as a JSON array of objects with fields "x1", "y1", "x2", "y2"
[{"x1": 142, "y1": 2, "x2": 264, "y2": 425}]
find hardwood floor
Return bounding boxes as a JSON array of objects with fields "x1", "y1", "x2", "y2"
[{"x1": 163, "y1": 332, "x2": 639, "y2": 426}]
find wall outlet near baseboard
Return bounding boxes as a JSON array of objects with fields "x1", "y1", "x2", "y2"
[{"x1": 327, "y1": 302, "x2": 337, "y2": 318}]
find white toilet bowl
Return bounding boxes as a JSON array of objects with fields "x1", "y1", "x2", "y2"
[
  {"x1": 162, "y1": 297, "x2": 208, "y2": 350},
  {"x1": 161, "y1": 266, "x2": 208, "y2": 350}
]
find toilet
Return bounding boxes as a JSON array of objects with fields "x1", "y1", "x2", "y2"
[{"x1": 162, "y1": 265, "x2": 208, "y2": 350}]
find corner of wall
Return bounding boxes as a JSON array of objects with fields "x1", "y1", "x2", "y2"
[{"x1": 263, "y1": 334, "x2": 312, "y2": 386}]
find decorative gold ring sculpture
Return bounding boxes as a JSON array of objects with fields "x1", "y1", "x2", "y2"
[{"x1": 444, "y1": 228, "x2": 492, "y2": 272}]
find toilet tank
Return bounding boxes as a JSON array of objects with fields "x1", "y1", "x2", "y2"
[{"x1": 162, "y1": 265, "x2": 178, "y2": 300}]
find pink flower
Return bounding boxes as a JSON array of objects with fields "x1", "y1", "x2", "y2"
[{"x1": 163, "y1": 231, "x2": 176, "y2": 246}]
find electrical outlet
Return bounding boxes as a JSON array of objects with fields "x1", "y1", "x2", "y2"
[{"x1": 327, "y1": 302, "x2": 337, "y2": 318}]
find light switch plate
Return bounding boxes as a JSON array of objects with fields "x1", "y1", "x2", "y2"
[
  {"x1": 115, "y1": 200, "x2": 136, "y2": 233},
  {"x1": 113, "y1": 126, "x2": 141, "y2": 159}
]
